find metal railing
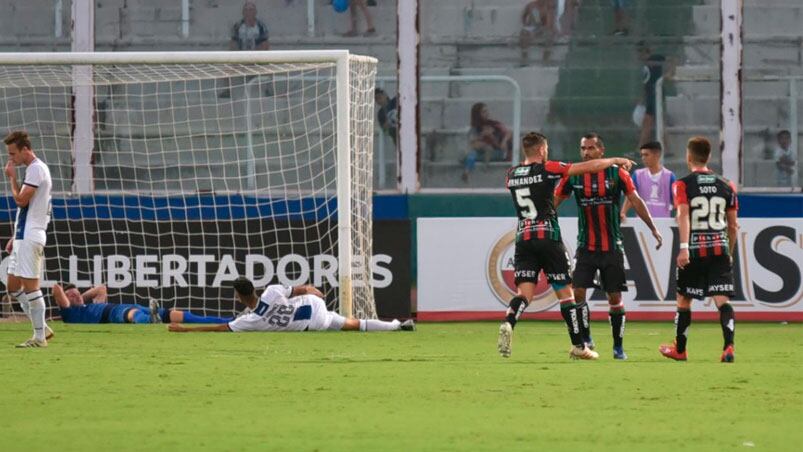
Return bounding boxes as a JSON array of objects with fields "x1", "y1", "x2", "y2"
[
  {"x1": 655, "y1": 74, "x2": 801, "y2": 190},
  {"x1": 375, "y1": 74, "x2": 522, "y2": 189}
]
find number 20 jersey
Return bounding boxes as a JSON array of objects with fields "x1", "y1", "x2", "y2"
[
  {"x1": 672, "y1": 170, "x2": 738, "y2": 259},
  {"x1": 227, "y1": 284, "x2": 328, "y2": 332},
  {"x1": 505, "y1": 161, "x2": 571, "y2": 242}
]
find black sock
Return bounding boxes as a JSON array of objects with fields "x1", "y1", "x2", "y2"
[
  {"x1": 675, "y1": 308, "x2": 691, "y2": 353},
  {"x1": 718, "y1": 303, "x2": 735, "y2": 349},
  {"x1": 505, "y1": 296, "x2": 529, "y2": 329},
  {"x1": 609, "y1": 307, "x2": 625, "y2": 348},
  {"x1": 575, "y1": 300, "x2": 591, "y2": 343},
  {"x1": 559, "y1": 300, "x2": 583, "y2": 346}
]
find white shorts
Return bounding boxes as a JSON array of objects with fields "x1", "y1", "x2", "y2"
[
  {"x1": 7, "y1": 239, "x2": 44, "y2": 279},
  {"x1": 306, "y1": 296, "x2": 347, "y2": 331}
]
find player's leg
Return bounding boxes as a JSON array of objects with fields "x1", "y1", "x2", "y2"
[
  {"x1": 710, "y1": 256, "x2": 736, "y2": 362},
  {"x1": 498, "y1": 242, "x2": 537, "y2": 357},
  {"x1": 660, "y1": 260, "x2": 699, "y2": 360},
  {"x1": 14, "y1": 241, "x2": 49, "y2": 347},
  {"x1": 328, "y1": 314, "x2": 408, "y2": 332},
  {"x1": 601, "y1": 251, "x2": 628, "y2": 359},
  {"x1": 169, "y1": 309, "x2": 233, "y2": 324},
  {"x1": 607, "y1": 292, "x2": 626, "y2": 360},
  {"x1": 543, "y1": 240, "x2": 596, "y2": 359},
  {"x1": 571, "y1": 249, "x2": 597, "y2": 348},
  {"x1": 128, "y1": 308, "x2": 152, "y2": 324}
]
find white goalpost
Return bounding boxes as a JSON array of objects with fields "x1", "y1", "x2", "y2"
[{"x1": 0, "y1": 50, "x2": 378, "y2": 319}]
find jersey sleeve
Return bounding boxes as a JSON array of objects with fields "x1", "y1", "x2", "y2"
[
  {"x1": 672, "y1": 180, "x2": 688, "y2": 207},
  {"x1": 23, "y1": 164, "x2": 43, "y2": 188},
  {"x1": 261, "y1": 284, "x2": 293, "y2": 304},
  {"x1": 227, "y1": 312, "x2": 262, "y2": 332},
  {"x1": 544, "y1": 160, "x2": 571, "y2": 176},
  {"x1": 669, "y1": 172, "x2": 676, "y2": 205},
  {"x1": 555, "y1": 174, "x2": 572, "y2": 197},
  {"x1": 618, "y1": 168, "x2": 636, "y2": 195},
  {"x1": 727, "y1": 181, "x2": 739, "y2": 211},
  {"x1": 257, "y1": 21, "x2": 269, "y2": 45}
]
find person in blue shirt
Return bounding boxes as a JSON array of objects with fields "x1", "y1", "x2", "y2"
[{"x1": 53, "y1": 283, "x2": 232, "y2": 325}]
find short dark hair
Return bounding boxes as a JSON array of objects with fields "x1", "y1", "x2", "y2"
[
  {"x1": 778, "y1": 130, "x2": 791, "y2": 140},
  {"x1": 4, "y1": 131, "x2": 32, "y2": 150},
  {"x1": 374, "y1": 88, "x2": 386, "y2": 97},
  {"x1": 582, "y1": 133, "x2": 604, "y2": 149},
  {"x1": 640, "y1": 141, "x2": 663, "y2": 153},
  {"x1": 63, "y1": 283, "x2": 77, "y2": 291},
  {"x1": 232, "y1": 277, "x2": 255, "y2": 297},
  {"x1": 522, "y1": 131, "x2": 548, "y2": 152},
  {"x1": 687, "y1": 136, "x2": 711, "y2": 164}
]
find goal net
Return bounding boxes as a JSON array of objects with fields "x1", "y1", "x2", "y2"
[{"x1": 0, "y1": 51, "x2": 378, "y2": 320}]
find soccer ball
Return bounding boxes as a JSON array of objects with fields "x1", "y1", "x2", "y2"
[{"x1": 332, "y1": 0, "x2": 349, "y2": 13}]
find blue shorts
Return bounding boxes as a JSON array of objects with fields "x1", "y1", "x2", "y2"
[{"x1": 109, "y1": 304, "x2": 142, "y2": 323}]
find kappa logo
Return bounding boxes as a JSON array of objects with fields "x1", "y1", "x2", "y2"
[{"x1": 486, "y1": 230, "x2": 557, "y2": 311}]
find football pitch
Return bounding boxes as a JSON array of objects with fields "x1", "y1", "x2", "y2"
[{"x1": 1, "y1": 321, "x2": 801, "y2": 451}]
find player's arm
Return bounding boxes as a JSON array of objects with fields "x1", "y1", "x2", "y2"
[
  {"x1": 625, "y1": 191, "x2": 663, "y2": 249},
  {"x1": 566, "y1": 157, "x2": 635, "y2": 176},
  {"x1": 52, "y1": 284, "x2": 70, "y2": 309},
  {"x1": 726, "y1": 209, "x2": 739, "y2": 257},
  {"x1": 553, "y1": 174, "x2": 572, "y2": 208},
  {"x1": 168, "y1": 323, "x2": 231, "y2": 333},
  {"x1": 620, "y1": 198, "x2": 631, "y2": 221},
  {"x1": 82, "y1": 284, "x2": 107, "y2": 302},
  {"x1": 673, "y1": 180, "x2": 690, "y2": 268},
  {"x1": 4, "y1": 164, "x2": 36, "y2": 208}
]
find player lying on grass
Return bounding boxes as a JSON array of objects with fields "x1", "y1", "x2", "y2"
[
  {"x1": 53, "y1": 283, "x2": 233, "y2": 325},
  {"x1": 168, "y1": 277, "x2": 415, "y2": 333}
]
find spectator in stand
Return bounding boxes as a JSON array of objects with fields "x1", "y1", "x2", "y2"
[
  {"x1": 520, "y1": 0, "x2": 556, "y2": 65},
  {"x1": 774, "y1": 129, "x2": 797, "y2": 187},
  {"x1": 374, "y1": 88, "x2": 398, "y2": 145},
  {"x1": 621, "y1": 141, "x2": 675, "y2": 220},
  {"x1": 343, "y1": 0, "x2": 376, "y2": 37},
  {"x1": 229, "y1": 1, "x2": 270, "y2": 51},
  {"x1": 636, "y1": 42, "x2": 674, "y2": 147},
  {"x1": 462, "y1": 103, "x2": 513, "y2": 183},
  {"x1": 612, "y1": 0, "x2": 629, "y2": 36},
  {"x1": 220, "y1": 1, "x2": 270, "y2": 98},
  {"x1": 557, "y1": 0, "x2": 581, "y2": 37}
]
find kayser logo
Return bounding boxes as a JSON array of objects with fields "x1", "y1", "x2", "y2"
[{"x1": 486, "y1": 230, "x2": 557, "y2": 311}]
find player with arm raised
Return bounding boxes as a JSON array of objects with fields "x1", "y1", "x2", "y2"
[
  {"x1": 52, "y1": 283, "x2": 233, "y2": 325},
  {"x1": 497, "y1": 131, "x2": 635, "y2": 360},
  {"x1": 168, "y1": 277, "x2": 415, "y2": 333},
  {"x1": 660, "y1": 137, "x2": 739, "y2": 363},
  {"x1": 4, "y1": 131, "x2": 53, "y2": 348},
  {"x1": 554, "y1": 133, "x2": 662, "y2": 360}
]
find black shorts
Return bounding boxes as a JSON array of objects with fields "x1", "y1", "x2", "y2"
[
  {"x1": 677, "y1": 255, "x2": 735, "y2": 300},
  {"x1": 572, "y1": 249, "x2": 628, "y2": 293},
  {"x1": 514, "y1": 239, "x2": 572, "y2": 286}
]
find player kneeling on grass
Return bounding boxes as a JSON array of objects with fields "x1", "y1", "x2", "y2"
[
  {"x1": 168, "y1": 277, "x2": 415, "y2": 333},
  {"x1": 53, "y1": 283, "x2": 232, "y2": 325}
]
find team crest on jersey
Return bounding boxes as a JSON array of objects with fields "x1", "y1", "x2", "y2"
[
  {"x1": 513, "y1": 166, "x2": 531, "y2": 176},
  {"x1": 697, "y1": 175, "x2": 716, "y2": 184},
  {"x1": 486, "y1": 230, "x2": 558, "y2": 311}
]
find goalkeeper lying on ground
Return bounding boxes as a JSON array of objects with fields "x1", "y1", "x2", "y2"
[
  {"x1": 168, "y1": 277, "x2": 415, "y2": 333},
  {"x1": 53, "y1": 283, "x2": 232, "y2": 325}
]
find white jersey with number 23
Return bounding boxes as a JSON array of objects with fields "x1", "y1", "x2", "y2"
[{"x1": 227, "y1": 284, "x2": 332, "y2": 332}]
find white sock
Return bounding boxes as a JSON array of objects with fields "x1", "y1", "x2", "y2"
[
  {"x1": 359, "y1": 319, "x2": 401, "y2": 332},
  {"x1": 27, "y1": 290, "x2": 46, "y2": 342},
  {"x1": 11, "y1": 290, "x2": 30, "y2": 318}
]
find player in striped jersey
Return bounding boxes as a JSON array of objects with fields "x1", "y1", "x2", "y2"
[
  {"x1": 168, "y1": 277, "x2": 414, "y2": 333},
  {"x1": 555, "y1": 133, "x2": 663, "y2": 360},
  {"x1": 660, "y1": 137, "x2": 739, "y2": 363},
  {"x1": 497, "y1": 132, "x2": 635, "y2": 360}
]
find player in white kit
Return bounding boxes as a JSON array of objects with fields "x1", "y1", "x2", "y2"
[
  {"x1": 4, "y1": 131, "x2": 53, "y2": 348},
  {"x1": 168, "y1": 277, "x2": 415, "y2": 333}
]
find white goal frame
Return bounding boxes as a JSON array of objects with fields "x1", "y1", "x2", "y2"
[{"x1": 0, "y1": 50, "x2": 376, "y2": 318}]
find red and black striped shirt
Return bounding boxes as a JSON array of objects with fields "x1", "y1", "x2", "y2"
[{"x1": 556, "y1": 166, "x2": 635, "y2": 252}]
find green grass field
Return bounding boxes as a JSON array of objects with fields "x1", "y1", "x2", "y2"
[{"x1": 1, "y1": 321, "x2": 801, "y2": 451}]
